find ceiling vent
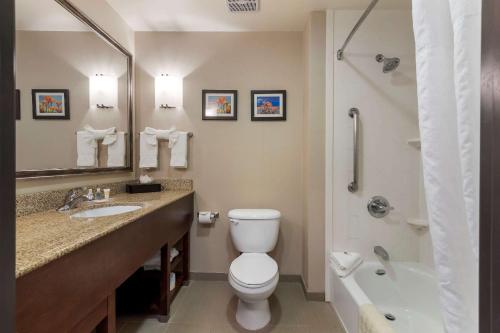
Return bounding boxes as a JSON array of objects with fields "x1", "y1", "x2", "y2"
[{"x1": 227, "y1": 0, "x2": 259, "y2": 12}]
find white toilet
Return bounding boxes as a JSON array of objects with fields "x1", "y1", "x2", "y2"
[{"x1": 227, "y1": 209, "x2": 281, "y2": 331}]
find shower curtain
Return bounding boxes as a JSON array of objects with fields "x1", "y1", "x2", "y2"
[{"x1": 412, "y1": 0, "x2": 480, "y2": 332}]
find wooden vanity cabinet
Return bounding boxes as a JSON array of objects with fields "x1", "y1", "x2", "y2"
[{"x1": 16, "y1": 193, "x2": 194, "y2": 333}]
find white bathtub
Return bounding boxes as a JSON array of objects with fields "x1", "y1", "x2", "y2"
[{"x1": 330, "y1": 261, "x2": 444, "y2": 333}]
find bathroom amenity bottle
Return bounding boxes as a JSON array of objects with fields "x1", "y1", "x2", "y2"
[
  {"x1": 87, "y1": 189, "x2": 94, "y2": 201},
  {"x1": 95, "y1": 188, "x2": 104, "y2": 200}
]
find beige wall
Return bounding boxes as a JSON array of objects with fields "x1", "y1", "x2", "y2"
[
  {"x1": 71, "y1": 0, "x2": 135, "y2": 54},
  {"x1": 135, "y1": 32, "x2": 304, "y2": 276},
  {"x1": 16, "y1": 0, "x2": 135, "y2": 193},
  {"x1": 16, "y1": 31, "x2": 128, "y2": 171},
  {"x1": 16, "y1": 3, "x2": 329, "y2": 292},
  {"x1": 303, "y1": 12, "x2": 326, "y2": 293}
]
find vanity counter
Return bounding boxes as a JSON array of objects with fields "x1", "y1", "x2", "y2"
[{"x1": 16, "y1": 190, "x2": 193, "y2": 278}]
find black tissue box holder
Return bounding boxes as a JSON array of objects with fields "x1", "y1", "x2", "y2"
[{"x1": 126, "y1": 183, "x2": 162, "y2": 194}]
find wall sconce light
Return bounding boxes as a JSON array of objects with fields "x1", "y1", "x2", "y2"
[
  {"x1": 89, "y1": 74, "x2": 118, "y2": 109},
  {"x1": 155, "y1": 74, "x2": 183, "y2": 109}
]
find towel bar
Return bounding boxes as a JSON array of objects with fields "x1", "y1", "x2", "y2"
[
  {"x1": 74, "y1": 132, "x2": 193, "y2": 138},
  {"x1": 136, "y1": 132, "x2": 193, "y2": 138},
  {"x1": 75, "y1": 132, "x2": 129, "y2": 135}
]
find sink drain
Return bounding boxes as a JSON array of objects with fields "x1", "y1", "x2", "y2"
[
  {"x1": 384, "y1": 313, "x2": 396, "y2": 321},
  {"x1": 376, "y1": 269, "x2": 386, "y2": 276}
]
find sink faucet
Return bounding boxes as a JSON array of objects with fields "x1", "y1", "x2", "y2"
[
  {"x1": 57, "y1": 188, "x2": 91, "y2": 212},
  {"x1": 374, "y1": 246, "x2": 390, "y2": 261}
]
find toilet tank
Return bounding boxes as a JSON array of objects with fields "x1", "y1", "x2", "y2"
[{"x1": 228, "y1": 209, "x2": 281, "y2": 253}]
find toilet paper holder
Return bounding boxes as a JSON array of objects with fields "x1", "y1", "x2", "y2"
[
  {"x1": 197, "y1": 211, "x2": 220, "y2": 221},
  {"x1": 197, "y1": 211, "x2": 219, "y2": 218}
]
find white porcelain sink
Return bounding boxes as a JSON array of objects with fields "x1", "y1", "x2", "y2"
[{"x1": 71, "y1": 205, "x2": 142, "y2": 218}]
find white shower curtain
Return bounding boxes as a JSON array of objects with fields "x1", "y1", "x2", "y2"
[{"x1": 412, "y1": 1, "x2": 480, "y2": 332}]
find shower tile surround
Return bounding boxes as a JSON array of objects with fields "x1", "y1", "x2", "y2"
[
  {"x1": 332, "y1": 10, "x2": 426, "y2": 263},
  {"x1": 16, "y1": 178, "x2": 193, "y2": 217}
]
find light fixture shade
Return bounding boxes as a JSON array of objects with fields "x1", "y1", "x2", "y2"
[
  {"x1": 89, "y1": 74, "x2": 118, "y2": 108},
  {"x1": 155, "y1": 74, "x2": 183, "y2": 109}
]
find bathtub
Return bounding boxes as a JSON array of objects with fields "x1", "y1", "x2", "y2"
[{"x1": 330, "y1": 261, "x2": 444, "y2": 333}]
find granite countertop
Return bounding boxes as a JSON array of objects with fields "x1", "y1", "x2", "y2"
[{"x1": 16, "y1": 190, "x2": 194, "y2": 278}]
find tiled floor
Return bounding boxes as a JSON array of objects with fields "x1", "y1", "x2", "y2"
[{"x1": 117, "y1": 281, "x2": 346, "y2": 333}]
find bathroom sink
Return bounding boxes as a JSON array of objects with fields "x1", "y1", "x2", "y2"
[{"x1": 71, "y1": 205, "x2": 143, "y2": 218}]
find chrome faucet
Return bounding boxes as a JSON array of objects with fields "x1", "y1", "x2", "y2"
[
  {"x1": 57, "y1": 187, "x2": 91, "y2": 212},
  {"x1": 374, "y1": 246, "x2": 390, "y2": 261},
  {"x1": 367, "y1": 196, "x2": 394, "y2": 218}
]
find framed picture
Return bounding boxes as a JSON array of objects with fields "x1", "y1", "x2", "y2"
[
  {"x1": 202, "y1": 90, "x2": 238, "y2": 120},
  {"x1": 251, "y1": 90, "x2": 287, "y2": 121},
  {"x1": 15, "y1": 89, "x2": 20, "y2": 120},
  {"x1": 32, "y1": 89, "x2": 70, "y2": 120}
]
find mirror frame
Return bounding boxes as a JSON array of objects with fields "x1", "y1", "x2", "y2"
[{"x1": 16, "y1": 0, "x2": 133, "y2": 179}]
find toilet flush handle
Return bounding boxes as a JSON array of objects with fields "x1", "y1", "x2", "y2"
[{"x1": 229, "y1": 218, "x2": 240, "y2": 225}]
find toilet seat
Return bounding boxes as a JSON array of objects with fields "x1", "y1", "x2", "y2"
[{"x1": 229, "y1": 253, "x2": 278, "y2": 289}]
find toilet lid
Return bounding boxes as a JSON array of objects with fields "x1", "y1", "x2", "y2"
[
  {"x1": 230, "y1": 253, "x2": 278, "y2": 287},
  {"x1": 228, "y1": 209, "x2": 281, "y2": 220}
]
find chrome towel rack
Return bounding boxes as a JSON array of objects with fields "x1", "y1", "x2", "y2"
[
  {"x1": 136, "y1": 132, "x2": 193, "y2": 139},
  {"x1": 348, "y1": 108, "x2": 359, "y2": 193},
  {"x1": 75, "y1": 132, "x2": 194, "y2": 138},
  {"x1": 74, "y1": 132, "x2": 129, "y2": 135}
]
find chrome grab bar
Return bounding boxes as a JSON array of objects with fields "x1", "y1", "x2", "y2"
[{"x1": 348, "y1": 108, "x2": 359, "y2": 193}]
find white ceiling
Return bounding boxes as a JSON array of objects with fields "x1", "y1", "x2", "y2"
[
  {"x1": 16, "y1": 0, "x2": 90, "y2": 31},
  {"x1": 105, "y1": 0, "x2": 411, "y2": 32}
]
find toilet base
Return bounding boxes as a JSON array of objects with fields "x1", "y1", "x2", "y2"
[{"x1": 235, "y1": 298, "x2": 271, "y2": 331}]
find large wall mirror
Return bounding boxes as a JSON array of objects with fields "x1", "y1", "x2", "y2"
[{"x1": 15, "y1": 0, "x2": 133, "y2": 178}]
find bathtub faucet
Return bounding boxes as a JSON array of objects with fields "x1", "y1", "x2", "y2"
[{"x1": 374, "y1": 246, "x2": 390, "y2": 261}]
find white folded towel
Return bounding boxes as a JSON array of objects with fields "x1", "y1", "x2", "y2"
[
  {"x1": 84, "y1": 125, "x2": 116, "y2": 141},
  {"x1": 77, "y1": 126, "x2": 117, "y2": 167},
  {"x1": 139, "y1": 132, "x2": 159, "y2": 168},
  {"x1": 143, "y1": 252, "x2": 161, "y2": 271},
  {"x1": 169, "y1": 131, "x2": 188, "y2": 168},
  {"x1": 359, "y1": 304, "x2": 396, "y2": 333},
  {"x1": 106, "y1": 132, "x2": 126, "y2": 167},
  {"x1": 77, "y1": 131, "x2": 97, "y2": 167},
  {"x1": 144, "y1": 126, "x2": 175, "y2": 140},
  {"x1": 143, "y1": 248, "x2": 181, "y2": 271},
  {"x1": 139, "y1": 127, "x2": 176, "y2": 169},
  {"x1": 331, "y1": 251, "x2": 363, "y2": 278}
]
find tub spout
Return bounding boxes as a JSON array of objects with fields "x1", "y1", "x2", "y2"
[{"x1": 374, "y1": 246, "x2": 390, "y2": 261}]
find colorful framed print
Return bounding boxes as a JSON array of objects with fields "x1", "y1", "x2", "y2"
[
  {"x1": 251, "y1": 90, "x2": 286, "y2": 121},
  {"x1": 202, "y1": 90, "x2": 238, "y2": 120},
  {"x1": 32, "y1": 89, "x2": 70, "y2": 120},
  {"x1": 16, "y1": 89, "x2": 20, "y2": 120}
]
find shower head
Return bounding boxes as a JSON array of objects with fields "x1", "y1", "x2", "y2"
[{"x1": 375, "y1": 54, "x2": 400, "y2": 73}]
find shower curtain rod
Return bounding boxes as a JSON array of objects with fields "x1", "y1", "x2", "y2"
[{"x1": 336, "y1": 0, "x2": 380, "y2": 61}]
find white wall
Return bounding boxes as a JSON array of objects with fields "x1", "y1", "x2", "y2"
[{"x1": 332, "y1": 10, "x2": 425, "y2": 262}]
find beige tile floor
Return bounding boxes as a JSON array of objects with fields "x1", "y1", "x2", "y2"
[{"x1": 117, "y1": 281, "x2": 346, "y2": 333}]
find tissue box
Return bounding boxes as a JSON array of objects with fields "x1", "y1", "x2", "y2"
[{"x1": 126, "y1": 183, "x2": 162, "y2": 194}]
